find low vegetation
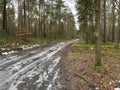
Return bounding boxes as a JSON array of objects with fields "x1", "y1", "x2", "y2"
[{"x1": 65, "y1": 40, "x2": 120, "y2": 89}]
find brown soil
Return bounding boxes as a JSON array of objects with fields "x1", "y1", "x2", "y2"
[{"x1": 59, "y1": 44, "x2": 120, "y2": 90}]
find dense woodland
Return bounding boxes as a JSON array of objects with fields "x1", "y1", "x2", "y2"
[
  {"x1": 76, "y1": 0, "x2": 120, "y2": 65},
  {"x1": 76, "y1": 0, "x2": 120, "y2": 44},
  {"x1": 0, "y1": 0, "x2": 76, "y2": 42},
  {"x1": 1, "y1": 0, "x2": 120, "y2": 64}
]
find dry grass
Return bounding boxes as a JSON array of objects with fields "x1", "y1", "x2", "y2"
[{"x1": 64, "y1": 41, "x2": 120, "y2": 90}]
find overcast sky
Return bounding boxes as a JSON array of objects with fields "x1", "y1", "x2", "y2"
[{"x1": 64, "y1": 0, "x2": 79, "y2": 29}]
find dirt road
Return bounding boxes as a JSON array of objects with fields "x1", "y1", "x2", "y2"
[{"x1": 0, "y1": 40, "x2": 78, "y2": 90}]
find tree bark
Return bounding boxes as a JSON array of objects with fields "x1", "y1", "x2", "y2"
[
  {"x1": 38, "y1": 0, "x2": 41, "y2": 38},
  {"x1": 3, "y1": 0, "x2": 7, "y2": 41},
  {"x1": 103, "y1": 0, "x2": 106, "y2": 43},
  {"x1": 117, "y1": 0, "x2": 120, "y2": 45},
  {"x1": 95, "y1": 0, "x2": 101, "y2": 65},
  {"x1": 28, "y1": 0, "x2": 30, "y2": 33},
  {"x1": 112, "y1": 0, "x2": 115, "y2": 42},
  {"x1": 24, "y1": 0, "x2": 26, "y2": 27}
]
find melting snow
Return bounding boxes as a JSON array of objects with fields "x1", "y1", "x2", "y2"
[
  {"x1": 19, "y1": 44, "x2": 40, "y2": 50},
  {"x1": 0, "y1": 40, "x2": 78, "y2": 90},
  {"x1": 48, "y1": 57, "x2": 61, "y2": 74},
  {"x1": 114, "y1": 87, "x2": 120, "y2": 90},
  {"x1": 2, "y1": 50, "x2": 17, "y2": 55},
  {"x1": 47, "y1": 69, "x2": 60, "y2": 90}
]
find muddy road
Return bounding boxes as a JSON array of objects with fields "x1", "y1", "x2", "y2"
[{"x1": 0, "y1": 40, "x2": 78, "y2": 90}]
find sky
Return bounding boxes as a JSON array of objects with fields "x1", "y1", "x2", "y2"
[{"x1": 64, "y1": 0, "x2": 79, "y2": 29}]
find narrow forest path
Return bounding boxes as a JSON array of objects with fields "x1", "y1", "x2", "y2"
[{"x1": 0, "y1": 39, "x2": 78, "y2": 90}]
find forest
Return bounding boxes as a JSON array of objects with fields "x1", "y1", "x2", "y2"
[
  {"x1": 0, "y1": 0, "x2": 76, "y2": 43},
  {"x1": 0, "y1": 0, "x2": 120, "y2": 90}
]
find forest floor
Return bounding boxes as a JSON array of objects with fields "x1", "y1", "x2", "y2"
[
  {"x1": 0, "y1": 39, "x2": 120, "y2": 90},
  {"x1": 60, "y1": 40, "x2": 120, "y2": 90}
]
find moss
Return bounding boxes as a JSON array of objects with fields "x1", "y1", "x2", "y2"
[
  {"x1": 101, "y1": 44, "x2": 120, "y2": 56},
  {"x1": 95, "y1": 60, "x2": 103, "y2": 66},
  {"x1": 91, "y1": 66, "x2": 105, "y2": 73},
  {"x1": 90, "y1": 61, "x2": 107, "y2": 73},
  {"x1": 71, "y1": 41, "x2": 94, "y2": 53}
]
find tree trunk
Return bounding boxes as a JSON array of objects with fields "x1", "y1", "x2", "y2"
[
  {"x1": 43, "y1": 2, "x2": 46, "y2": 38},
  {"x1": 103, "y1": 0, "x2": 106, "y2": 43},
  {"x1": 112, "y1": 0, "x2": 115, "y2": 42},
  {"x1": 3, "y1": 0, "x2": 7, "y2": 41},
  {"x1": 24, "y1": 0, "x2": 26, "y2": 27},
  {"x1": 95, "y1": 0, "x2": 101, "y2": 66},
  {"x1": 117, "y1": 0, "x2": 120, "y2": 45},
  {"x1": 39, "y1": 0, "x2": 41, "y2": 38},
  {"x1": 28, "y1": 0, "x2": 30, "y2": 33}
]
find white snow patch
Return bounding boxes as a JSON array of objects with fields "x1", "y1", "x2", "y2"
[
  {"x1": 1, "y1": 48, "x2": 6, "y2": 51},
  {"x1": 47, "y1": 69, "x2": 60, "y2": 90},
  {"x1": 95, "y1": 87, "x2": 99, "y2": 90},
  {"x1": 48, "y1": 57, "x2": 61, "y2": 74},
  {"x1": 11, "y1": 63, "x2": 22, "y2": 73},
  {"x1": 36, "y1": 74, "x2": 43, "y2": 84},
  {"x1": 43, "y1": 71, "x2": 49, "y2": 81},
  {"x1": 27, "y1": 70, "x2": 39, "y2": 78},
  {"x1": 114, "y1": 87, "x2": 120, "y2": 90},
  {"x1": 2, "y1": 50, "x2": 17, "y2": 55},
  {"x1": 19, "y1": 44, "x2": 40, "y2": 50}
]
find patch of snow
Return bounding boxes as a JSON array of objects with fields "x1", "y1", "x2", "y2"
[
  {"x1": 12, "y1": 43, "x2": 16, "y2": 46},
  {"x1": 1, "y1": 48, "x2": 6, "y2": 51},
  {"x1": 109, "y1": 82, "x2": 112, "y2": 85},
  {"x1": 19, "y1": 44, "x2": 40, "y2": 50},
  {"x1": 10, "y1": 62, "x2": 22, "y2": 73},
  {"x1": 2, "y1": 50, "x2": 17, "y2": 55},
  {"x1": 114, "y1": 87, "x2": 120, "y2": 90},
  {"x1": 27, "y1": 70, "x2": 39, "y2": 78},
  {"x1": 47, "y1": 69, "x2": 60, "y2": 90},
  {"x1": 36, "y1": 74, "x2": 43, "y2": 84},
  {"x1": 2, "y1": 52, "x2": 9, "y2": 55},
  {"x1": 90, "y1": 47, "x2": 94, "y2": 50},
  {"x1": 43, "y1": 71, "x2": 49, "y2": 81},
  {"x1": 95, "y1": 87, "x2": 99, "y2": 90},
  {"x1": 17, "y1": 43, "x2": 19, "y2": 45},
  {"x1": 0, "y1": 48, "x2": 58, "y2": 89},
  {"x1": 48, "y1": 57, "x2": 61, "y2": 74}
]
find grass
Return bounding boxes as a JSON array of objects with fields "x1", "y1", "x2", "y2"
[
  {"x1": 71, "y1": 40, "x2": 94, "y2": 53},
  {"x1": 66, "y1": 40, "x2": 120, "y2": 89},
  {"x1": 71, "y1": 40, "x2": 120, "y2": 57},
  {"x1": 91, "y1": 62, "x2": 107, "y2": 73}
]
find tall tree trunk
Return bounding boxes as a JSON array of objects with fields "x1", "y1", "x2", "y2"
[
  {"x1": 117, "y1": 0, "x2": 120, "y2": 45},
  {"x1": 39, "y1": 0, "x2": 41, "y2": 38},
  {"x1": 43, "y1": 2, "x2": 46, "y2": 38},
  {"x1": 49, "y1": 0, "x2": 52, "y2": 38},
  {"x1": 3, "y1": 0, "x2": 7, "y2": 41},
  {"x1": 112, "y1": 0, "x2": 115, "y2": 42},
  {"x1": 24, "y1": 0, "x2": 26, "y2": 27},
  {"x1": 103, "y1": 0, "x2": 106, "y2": 43},
  {"x1": 95, "y1": 0, "x2": 101, "y2": 65},
  {"x1": 28, "y1": 0, "x2": 30, "y2": 32}
]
